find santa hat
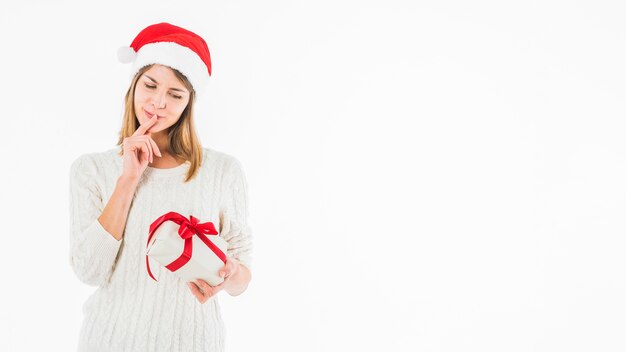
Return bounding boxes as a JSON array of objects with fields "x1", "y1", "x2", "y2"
[{"x1": 117, "y1": 22, "x2": 212, "y2": 94}]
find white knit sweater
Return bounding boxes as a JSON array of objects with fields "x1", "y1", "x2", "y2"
[{"x1": 69, "y1": 146, "x2": 253, "y2": 352}]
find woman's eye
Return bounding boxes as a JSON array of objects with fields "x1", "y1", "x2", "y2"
[{"x1": 144, "y1": 83, "x2": 182, "y2": 99}]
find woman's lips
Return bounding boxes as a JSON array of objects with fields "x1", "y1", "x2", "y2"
[{"x1": 144, "y1": 110, "x2": 164, "y2": 119}]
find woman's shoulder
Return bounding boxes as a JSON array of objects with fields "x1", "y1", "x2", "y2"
[
  {"x1": 70, "y1": 147, "x2": 121, "y2": 176},
  {"x1": 201, "y1": 146, "x2": 244, "y2": 171}
]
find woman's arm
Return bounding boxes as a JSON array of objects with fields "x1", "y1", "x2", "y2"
[
  {"x1": 69, "y1": 155, "x2": 139, "y2": 286},
  {"x1": 98, "y1": 175, "x2": 139, "y2": 241},
  {"x1": 188, "y1": 157, "x2": 254, "y2": 303},
  {"x1": 221, "y1": 258, "x2": 251, "y2": 296},
  {"x1": 189, "y1": 258, "x2": 251, "y2": 303},
  {"x1": 220, "y1": 158, "x2": 254, "y2": 294}
]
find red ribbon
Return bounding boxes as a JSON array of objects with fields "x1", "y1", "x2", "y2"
[{"x1": 146, "y1": 211, "x2": 227, "y2": 281}]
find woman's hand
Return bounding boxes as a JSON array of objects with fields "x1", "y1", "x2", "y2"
[
  {"x1": 121, "y1": 114, "x2": 162, "y2": 181},
  {"x1": 188, "y1": 258, "x2": 241, "y2": 304},
  {"x1": 188, "y1": 280, "x2": 225, "y2": 304}
]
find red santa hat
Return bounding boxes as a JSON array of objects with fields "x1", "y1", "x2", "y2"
[{"x1": 117, "y1": 22, "x2": 212, "y2": 94}]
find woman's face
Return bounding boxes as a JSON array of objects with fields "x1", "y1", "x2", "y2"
[{"x1": 134, "y1": 64, "x2": 191, "y2": 134}]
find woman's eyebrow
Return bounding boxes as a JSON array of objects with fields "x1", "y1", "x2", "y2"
[{"x1": 144, "y1": 75, "x2": 187, "y2": 93}]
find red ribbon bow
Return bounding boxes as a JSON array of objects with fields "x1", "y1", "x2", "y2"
[{"x1": 146, "y1": 211, "x2": 227, "y2": 281}]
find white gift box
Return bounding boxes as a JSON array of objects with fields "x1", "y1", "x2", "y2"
[{"x1": 146, "y1": 219, "x2": 228, "y2": 286}]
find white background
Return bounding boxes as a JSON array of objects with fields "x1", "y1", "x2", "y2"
[{"x1": 1, "y1": 0, "x2": 625, "y2": 351}]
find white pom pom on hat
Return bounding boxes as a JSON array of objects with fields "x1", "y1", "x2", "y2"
[{"x1": 117, "y1": 22, "x2": 212, "y2": 94}]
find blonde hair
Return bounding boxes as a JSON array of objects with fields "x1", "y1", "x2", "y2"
[{"x1": 116, "y1": 64, "x2": 203, "y2": 183}]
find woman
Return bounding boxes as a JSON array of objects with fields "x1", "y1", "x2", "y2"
[{"x1": 69, "y1": 22, "x2": 253, "y2": 352}]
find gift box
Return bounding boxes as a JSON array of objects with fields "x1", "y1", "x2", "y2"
[{"x1": 146, "y1": 211, "x2": 228, "y2": 286}]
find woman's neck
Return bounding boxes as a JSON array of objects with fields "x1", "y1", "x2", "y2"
[
  {"x1": 149, "y1": 131, "x2": 170, "y2": 156},
  {"x1": 146, "y1": 130, "x2": 186, "y2": 167}
]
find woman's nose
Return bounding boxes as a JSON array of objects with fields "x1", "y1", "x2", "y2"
[{"x1": 153, "y1": 93, "x2": 166, "y2": 109}]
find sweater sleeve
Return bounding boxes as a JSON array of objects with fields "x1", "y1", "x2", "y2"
[
  {"x1": 219, "y1": 157, "x2": 254, "y2": 270},
  {"x1": 69, "y1": 154, "x2": 123, "y2": 286}
]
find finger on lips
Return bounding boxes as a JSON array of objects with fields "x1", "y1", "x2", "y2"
[
  {"x1": 128, "y1": 116, "x2": 161, "y2": 161},
  {"x1": 132, "y1": 114, "x2": 158, "y2": 137},
  {"x1": 144, "y1": 116, "x2": 161, "y2": 157}
]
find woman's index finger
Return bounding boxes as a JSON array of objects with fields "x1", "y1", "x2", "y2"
[{"x1": 132, "y1": 115, "x2": 157, "y2": 136}]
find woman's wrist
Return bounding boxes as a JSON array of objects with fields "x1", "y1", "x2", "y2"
[
  {"x1": 223, "y1": 260, "x2": 251, "y2": 296},
  {"x1": 118, "y1": 174, "x2": 140, "y2": 188}
]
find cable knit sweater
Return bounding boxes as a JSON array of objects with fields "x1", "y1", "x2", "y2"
[{"x1": 68, "y1": 146, "x2": 253, "y2": 352}]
